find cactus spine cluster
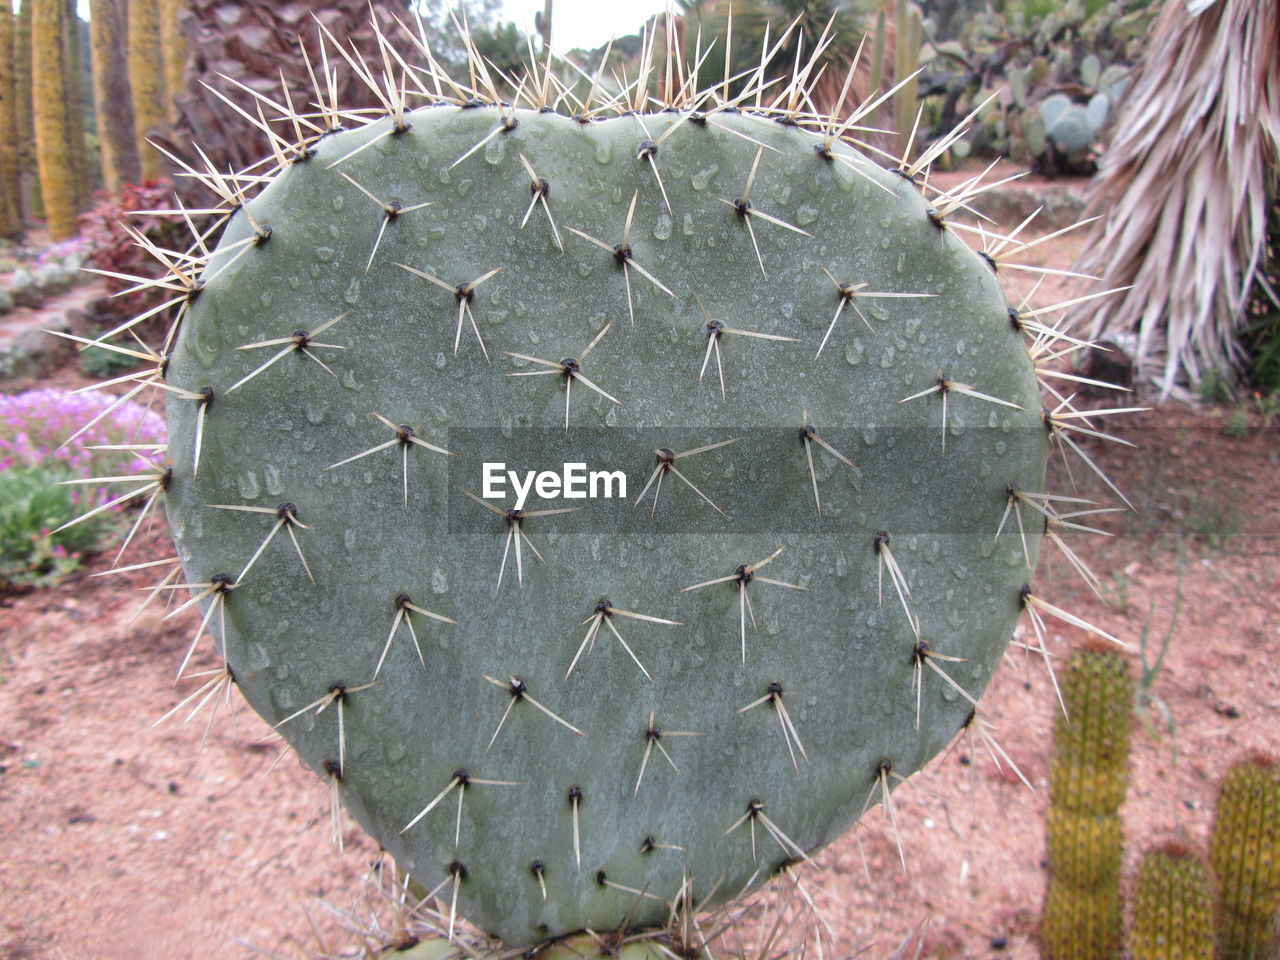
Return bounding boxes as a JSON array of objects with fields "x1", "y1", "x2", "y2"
[
  {"x1": 1211, "y1": 754, "x2": 1280, "y2": 960},
  {"x1": 1042, "y1": 643, "x2": 1133, "y2": 960},
  {"x1": 1130, "y1": 844, "x2": 1215, "y2": 960},
  {"x1": 61, "y1": 12, "x2": 1139, "y2": 952}
]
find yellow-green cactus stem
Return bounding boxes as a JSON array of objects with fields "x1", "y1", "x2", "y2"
[
  {"x1": 1041, "y1": 642, "x2": 1133, "y2": 960},
  {"x1": 1130, "y1": 842, "x2": 1214, "y2": 960},
  {"x1": 1211, "y1": 754, "x2": 1280, "y2": 960}
]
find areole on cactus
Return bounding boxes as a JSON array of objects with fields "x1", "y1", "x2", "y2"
[{"x1": 65, "y1": 10, "x2": 1135, "y2": 953}]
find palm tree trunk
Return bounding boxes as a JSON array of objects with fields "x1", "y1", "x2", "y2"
[
  {"x1": 32, "y1": 0, "x2": 77, "y2": 239},
  {"x1": 159, "y1": 0, "x2": 186, "y2": 123},
  {"x1": 128, "y1": 0, "x2": 168, "y2": 180},
  {"x1": 0, "y1": 2, "x2": 22, "y2": 239},
  {"x1": 15, "y1": 0, "x2": 36, "y2": 221},
  {"x1": 91, "y1": 0, "x2": 142, "y2": 193},
  {"x1": 62, "y1": 0, "x2": 91, "y2": 208}
]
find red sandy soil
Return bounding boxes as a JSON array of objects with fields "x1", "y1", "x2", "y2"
[{"x1": 1, "y1": 208, "x2": 1277, "y2": 959}]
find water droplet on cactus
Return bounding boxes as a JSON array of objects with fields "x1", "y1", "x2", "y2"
[
  {"x1": 264, "y1": 464, "x2": 283, "y2": 496},
  {"x1": 689, "y1": 164, "x2": 719, "y2": 191},
  {"x1": 236, "y1": 470, "x2": 260, "y2": 500},
  {"x1": 193, "y1": 325, "x2": 222, "y2": 369},
  {"x1": 305, "y1": 400, "x2": 327, "y2": 425},
  {"x1": 315, "y1": 247, "x2": 335, "y2": 263},
  {"x1": 652, "y1": 214, "x2": 673, "y2": 240},
  {"x1": 484, "y1": 135, "x2": 506, "y2": 165},
  {"x1": 246, "y1": 643, "x2": 270, "y2": 670}
]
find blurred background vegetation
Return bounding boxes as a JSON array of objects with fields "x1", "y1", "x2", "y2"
[{"x1": 0, "y1": 0, "x2": 1274, "y2": 394}]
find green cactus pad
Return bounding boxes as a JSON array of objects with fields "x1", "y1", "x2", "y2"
[
  {"x1": 162, "y1": 104, "x2": 1049, "y2": 945},
  {"x1": 1047, "y1": 107, "x2": 1096, "y2": 155}
]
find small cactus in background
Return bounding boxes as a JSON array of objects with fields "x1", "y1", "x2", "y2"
[
  {"x1": 917, "y1": 0, "x2": 1148, "y2": 173},
  {"x1": 893, "y1": 0, "x2": 924, "y2": 158},
  {"x1": 62, "y1": 12, "x2": 1135, "y2": 953},
  {"x1": 1042, "y1": 642, "x2": 1134, "y2": 960},
  {"x1": 1130, "y1": 843, "x2": 1215, "y2": 960},
  {"x1": 1211, "y1": 754, "x2": 1280, "y2": 960}
]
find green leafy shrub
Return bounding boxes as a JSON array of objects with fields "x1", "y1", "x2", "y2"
[
  {"x1": 78, "y1": 330, "x2": 145, "y2": 379},
  {"x1": 0, "y1": 467, "x2": 104, "y2": 588}
]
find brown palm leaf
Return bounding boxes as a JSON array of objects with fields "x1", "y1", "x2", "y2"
[
  {"x1": 1070, "y1": 0, "x2": 1279, "y2": 397},
  {"x1": 166, "y1": 0, "x2": 409, "y2": 177}
]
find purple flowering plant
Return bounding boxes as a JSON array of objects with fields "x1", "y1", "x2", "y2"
[{"x1": 0, "y1": 389, "x2": 166, "y2": 587}]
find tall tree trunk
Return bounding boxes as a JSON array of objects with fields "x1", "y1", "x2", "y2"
[
  {"x1": 15, "y1": 0, "x2": 36, "y2": 221},
  {"x1": 541, "y1": 0, "x2": 552, "y2": 49},
  {"x1": 33, "y1": 0, "x2": 77, "y2": 239},
  {"x1": 159, "y1": 0, "x2": 185, "y2": 123},
  {"x1": 128, "y1": 0, "x2": 167, "y2": 180},
  {"x1": 0, "y1": 3, "x2": 22, "y2": 239},
  {"x1": 62, "y1": 0, "x2": 91, "y2": 209},
  {"x1": 91, "y1": 0, "x2": 141, "y2": 193}
]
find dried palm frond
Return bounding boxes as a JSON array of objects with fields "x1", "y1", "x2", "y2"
[{"x1": 1069, "y1": 0, "x2": 1280, "y2": 397}]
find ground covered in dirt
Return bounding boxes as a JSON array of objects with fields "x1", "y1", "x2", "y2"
[{"x1": 1, "y1": 185, "x2": 1277, "y2": 959}]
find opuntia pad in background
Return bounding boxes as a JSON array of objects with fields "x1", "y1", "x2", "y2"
[{"x1": 163, "y1": 106, "x2": 1048, "y2": 944}]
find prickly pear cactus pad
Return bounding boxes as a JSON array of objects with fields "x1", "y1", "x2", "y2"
[
  {"x1": 161, "y1": 103, "x2": 1047, "y2": 942},
  {"x1": 71, "y1": 32, "x2": 1131, "y2": 949}
]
